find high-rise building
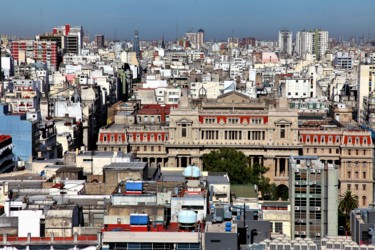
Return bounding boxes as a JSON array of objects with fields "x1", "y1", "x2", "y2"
[
  {"x1": 289, "y1": 156, "x2": 338, "y2": 242},
  {"x1": 296, "y1": 30, "x2": 313, "y2": 58},
  {"x1": 11, "y1": 40, "x2": 58, "y2": 69},
  {"x1": 133, "y1": 30, "x2": 140, "y2": 59},
  {"x1": 312, "y1": 30, "x2": 328, "y2": 61},
  {"x1": 296, "y1": 30, "x2": 328, "y2": 60},
  {"x1": 53, "y1": 24, "x2": 84, "y2": 55},
  {"x1": 278, "y1": 29, "x2": 292, "y2": 57},
  {"x1": 95, "y1": 34, "x2": 105, "y2": 48}
]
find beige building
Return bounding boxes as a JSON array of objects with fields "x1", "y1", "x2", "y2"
[{"x1": 97, "y1": 91, "x2": 374, "y2": 207}]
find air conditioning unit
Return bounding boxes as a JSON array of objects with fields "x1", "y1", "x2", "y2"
[
  {"x1": 295, "y1": 231, "x2": 300, "y2": 235},
  {"x1": 294, "y1": 169, "x2": 300, "y2": 173},
  {"x1": 295, "y1": 206, "x2": 300, "y2": 211},
  {"x1": 295, "y1": 181, "x2": 300, "y2": 185},
  {"x1": 301, "y1": 231, "x2": 306, "y2": 235},
  {"x1": 316, "y1": 233, "x2": 321, "y2": 237},
  {"x1": 311, "y1": 181, "x2": 317, "y2": 185},
  {"x1": 315, "y1": 207, "x2": 321, "y2": 211},
  {"x1": 317, "y1": 169, "x2": 322, "y2": 173},
  {"x1": 310, "y1": 169, "x2": 316, "y2": 173}
]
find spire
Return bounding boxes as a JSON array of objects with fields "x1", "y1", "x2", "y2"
[{"x1": 161, "y1": 33, "x2": 165, "y2": 49}]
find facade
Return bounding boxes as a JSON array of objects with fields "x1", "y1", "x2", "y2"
[
  {"x1": 358, "y1": 64, "x2": 375, "y2": 127},
  {"x1": 278, "y1": 29, "x2": 292, "y2": 57},
  {"x1": 289, "y1": 156, "x2": 338, "y2": 242},
  {"x1": 0, "y1": 135, "x2": 15, "y2": 173},
  {"x1": 0, "y1": 104, "x2": 38, "y2": 161}
]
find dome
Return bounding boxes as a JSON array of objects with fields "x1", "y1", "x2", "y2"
[{"x1": 198, "y1": 29, "x2": 204, "y2": 33}]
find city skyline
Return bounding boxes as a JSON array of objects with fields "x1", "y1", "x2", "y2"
[{"x1": 0, "y1": 0, "x2": 374, "y2": 41}]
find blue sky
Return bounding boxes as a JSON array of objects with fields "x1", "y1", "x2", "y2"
[{"x1": 0, "y1": 0, "x2": 374, "y2": 41}]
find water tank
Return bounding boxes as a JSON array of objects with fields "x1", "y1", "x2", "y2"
[
  {"x1": 130, "y1": 214, "x2": 149, "y2": 225},
  {"x1": 126, "y1": 181, "x2": 143, "y2": 191},
  {"x1": 183, "y1": 166, "x2": 201, "y2": 178},
  {"x1": 178, "y1": 210, "x2": 197, "y2": 224}
]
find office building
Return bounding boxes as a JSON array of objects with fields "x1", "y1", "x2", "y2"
[{"x1": 289, "y1": 156, "x2": 338, "y2": 242}]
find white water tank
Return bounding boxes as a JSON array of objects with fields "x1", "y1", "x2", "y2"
[
  {"x1": 183, "y1": 165, "x2": 201, "y2": 178},
  {"x1": 178, "y1": 210, "x2": 197, "y2": 224}
]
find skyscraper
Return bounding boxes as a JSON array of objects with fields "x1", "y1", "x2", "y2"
[
  {"x1": 278, "y1": 29, "x2": 292, "y2": 57},
  {"x1": 133, "y1": 30, "x2": 140, "y2": 59}
]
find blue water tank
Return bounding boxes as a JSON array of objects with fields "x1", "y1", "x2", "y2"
[
  {"x1": 126, "y1": 181, "x2": 143, "y2": 191},
  {"x1": 178, "y1": 210, "x2": 197, "y2": 224},
  {"x1": 225, "y1": 222, "x2": 232, "y2": 227},
  {"x1": 183, "y1": 165, "x2": 201, "y2": 178},
  {"x1": 225, "y1": 226, "x2": 232, "y2": 232},
  {"x1": 130, "y1": 214, "x2": 149, "y2": 225}
]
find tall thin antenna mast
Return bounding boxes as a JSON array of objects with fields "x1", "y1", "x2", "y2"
[{"x1": 40, "y1": 8, "x2": 44, "y2": 34}]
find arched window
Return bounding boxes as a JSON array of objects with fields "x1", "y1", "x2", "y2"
[{"x1": 363, "y1": 196, "x2": 367, "y2": 206}]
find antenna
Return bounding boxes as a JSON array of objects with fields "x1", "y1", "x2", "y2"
[{"x1": 40, "y1": 8, "x2": 44, "y2": 34}]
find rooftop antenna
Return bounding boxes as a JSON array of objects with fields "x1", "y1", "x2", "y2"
[{"x1": 40, "y1": 8, "x2": 43, "y2": 34}]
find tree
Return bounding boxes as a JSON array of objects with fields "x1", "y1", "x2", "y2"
[
  {"x1": 202, "y1": 148, "x2": 251, "y2": 184},
  {"x1": 339, "y1": 191, "x2": 359, "y2": 233},
  {"x1": 339, "y1": 191, "x2": 359, "y2": 216}
]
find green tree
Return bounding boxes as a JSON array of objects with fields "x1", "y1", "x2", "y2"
[
  {"x1": 339, "y1": 191, "x2": 359, "y2": 233},
  {"x1": 339, "y1": 191, "x2": 359, "y2": 216},
  {"x1": 202, "y1": 148, "x2": 251, "y2": 184}
]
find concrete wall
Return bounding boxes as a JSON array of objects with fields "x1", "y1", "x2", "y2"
[{"x1": 205, "y1": 232, "x2": 238, "y2": 250}]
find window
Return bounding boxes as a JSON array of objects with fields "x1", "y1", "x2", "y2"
[
  {"x1": 336, "y1": 149, "x2": 340, "y2": 154},
  {"x1": 363, "y1": 172, "x2": 367, "y2": 179},
  {"x1": 314, "y1": 148, "x2": 317, "y2": 153},
  {"x1": 347, "y1": 184, "x2": 351, "y2": 190},
  {"x1": 347, "y1": 171, "x2": 351, "y2": 178},
  {"x1": 355, "y1": 172, "x2": 359, "y2": 179},
  {"x1": 181, "y1": 124, "x2": 187, "y2": 137},
  {"x1": 280, "y1": 125, "x2": 285, "y2": 138},
  {"x1": 363, "y1": 184, "x2": 367, "y2": 191},
  {"x1": 143, "y1": 146, "x2": 147, "y2": 151},
  {"x1": 151, "y1": 146, "x2": 154, "y2": 152},
  {"x1": 314, "y1": 136, "x2": 318, "y2": 143},
  {"x1": 362, "y1": 162, "x2": 367, "y2": 168},
  {"x1": 355, "y1": 184, "x2": 359, "y2": 190},
  {"x1": 363, "y1": 196, "x2": 367, "y2": 206},
  {"x1": 329, "y1": 148, "x2": 332, "y2": 154},
  {"x1": 103, "y1": 135, "x2": 107, "y2": 142},
  {"x1": 158, "y1": 146, "x2": 161, "y2": 152},
  {"x1": 118, "y1": 135, "x2": 122, "y2": 142},
  {"x1": 356, "y1": 150, "x2": 359, "y2": 155},
  {"x1": 348, "y1": 150, "x2": 351, "y2": 155},
  {"x1": 275, "y1": 222, "x2": 283, "y2": 234}
]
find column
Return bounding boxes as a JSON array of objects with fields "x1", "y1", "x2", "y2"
[
  {"x1": 178, "y1": 157, "x2": 182, "y2": 168},
  {"x1": 147, "y1": 158, "x2": 151, "y2": 167},
  {"x1": 285, "y1": 158, "x2": 288, "y2": 177},
  {"x1": 277, "y1": 158, "x2": 281, "y2": 176}
]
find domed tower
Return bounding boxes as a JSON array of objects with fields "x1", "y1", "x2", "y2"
[{"x1": 197, "y1": 29, "x2": 205, "y2": 50}]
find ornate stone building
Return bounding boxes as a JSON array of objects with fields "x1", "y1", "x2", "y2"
[{"x1": 96, "y1": 91, "x2": 374, "y2": 207}]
